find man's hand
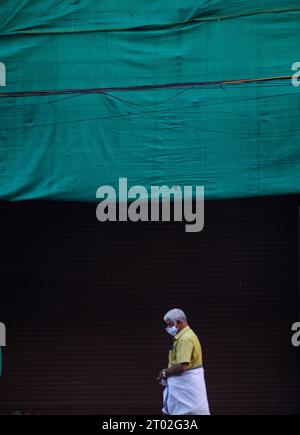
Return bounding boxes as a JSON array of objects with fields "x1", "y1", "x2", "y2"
[
  {"x1": 157, "y1": 369, "x2": 166, "y2": 381},
  {"x1": 157, "y1": 363, "x2": 188, "y2": 381},
  {"x1": 157, "y1": 363, "x2": 188, "y2": 380}
]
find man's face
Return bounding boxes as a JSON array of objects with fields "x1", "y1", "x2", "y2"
[
  {"x1": 165, "y1": 320, "x2": 180, "y2": 337},
  {"x1": 165, "y1": 320, "x2": 177, "y2": 329}
]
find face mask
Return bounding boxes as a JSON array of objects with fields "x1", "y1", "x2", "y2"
[{"x1": 166, "y1": 324, "x2": 178, "y2": 336}]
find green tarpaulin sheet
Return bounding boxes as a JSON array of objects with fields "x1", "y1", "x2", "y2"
[{"x1": 0, "y1": 0, "x2": 300, "y2": 202}]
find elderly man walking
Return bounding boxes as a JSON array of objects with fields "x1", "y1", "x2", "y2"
[{"x1": 158, "y1": 308, "x2": 210, "y2": 415}]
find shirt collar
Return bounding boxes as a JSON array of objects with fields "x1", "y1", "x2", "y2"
[{"x1": 174, "y1": 325, "x2": 191, "y2": 340}]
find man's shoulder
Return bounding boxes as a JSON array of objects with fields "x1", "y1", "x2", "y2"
[{"x1": 180, "y1": 328, "x2": 198, "y2": 342}]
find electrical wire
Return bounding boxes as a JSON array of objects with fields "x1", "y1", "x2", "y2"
[{"x1": 0, "y1": 75, "x2": 293, "y2": 99}]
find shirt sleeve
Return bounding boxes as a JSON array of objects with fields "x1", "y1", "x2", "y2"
[{"x1": 175, "y1": 338, "x2": 194, "y2": 365}]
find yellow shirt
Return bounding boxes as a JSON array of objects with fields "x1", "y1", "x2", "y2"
[{"x1": 168, "y1": 325, "x2": 203, "y2": 370}]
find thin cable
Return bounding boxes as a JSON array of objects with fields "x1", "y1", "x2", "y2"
[
  {"x1": 0, "y1": 75, "x2": 293, "y2": 99},
  {"x1": 5, "y1": 90, "x2": 298, "y2": 131},
  {"x1": 2, "y1": 6, "x2": 300, "y2": 35}
]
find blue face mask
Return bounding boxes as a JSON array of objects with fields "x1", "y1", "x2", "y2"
[{"x1": 166, "y1": 324, "x2": 178, "y2": 336}]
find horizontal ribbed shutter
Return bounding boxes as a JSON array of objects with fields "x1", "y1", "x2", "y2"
[{"x1": 0, "y1": 196, "x2": 299, "y2": 415}]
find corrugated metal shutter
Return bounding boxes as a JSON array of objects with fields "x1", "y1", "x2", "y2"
[{"x1": 0, "y1": 196, "x2": 299, "y2": 415}]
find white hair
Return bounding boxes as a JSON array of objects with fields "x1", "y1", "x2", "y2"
[{"x1": 163, "y1": 308, "x2": 187, "y2": 324}]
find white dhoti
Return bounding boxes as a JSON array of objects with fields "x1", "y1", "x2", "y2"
[{"x1": 162, "y1": 367, "x2": 210, "y2": 415}]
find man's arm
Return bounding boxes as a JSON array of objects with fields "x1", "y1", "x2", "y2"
[
  {"x1": 158, "y1": 363, "x2": 188, "y2": 380},
  {"x1": 158, "y1": 338, "x2": 193, "y2": 380}
]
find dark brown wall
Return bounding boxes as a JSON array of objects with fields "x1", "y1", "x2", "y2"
[{"x1": 0, "y1": 196, "x2": 299, "y2": 415}]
